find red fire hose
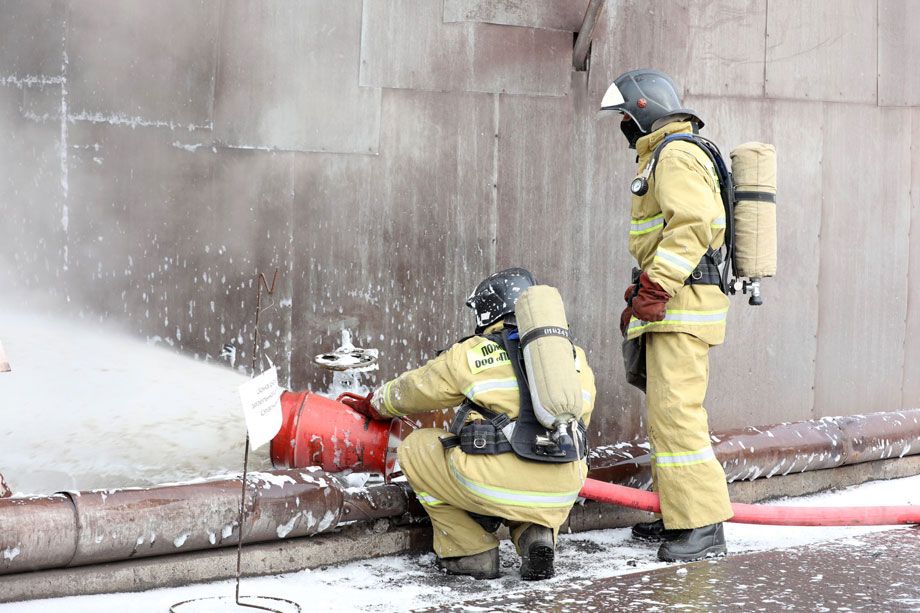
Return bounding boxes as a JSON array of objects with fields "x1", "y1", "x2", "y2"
[{"x1": 579, "y1": 478, "x2": 920, "y2": 526}]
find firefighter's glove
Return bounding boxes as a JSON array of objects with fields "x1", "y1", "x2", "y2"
[
  {"x1": 619, "y1": 305, "x2": 632, "y2": 337},
  {"x1": 342, "y1": 392, "x2": 378, "y2": 419},
  {"x1": 620, "y1": 283, "x2": 638, "y2": 336},
  {"x1": 631, "y1": 272, "x2": 671, "y2": 322}
]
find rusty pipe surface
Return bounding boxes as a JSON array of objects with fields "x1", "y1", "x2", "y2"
[
  {"x1": 573, "y1": 0, "x2": 606, "y2": 71},
  {"x1": 588, "y1": 410, "x2": 920, "y2": 488},
  {"x1": 0, "y1": 468, "x2": 411, "y2": 576}
]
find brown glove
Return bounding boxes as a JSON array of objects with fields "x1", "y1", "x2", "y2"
[
  {"x1": 620, "y1": 283, "x2": 639, "y2": 336},
  {"x1": 341, "y1": 392, "x2": 379, "y2": 419},
  {"x1": 620, "y1": 305, "x2": 632, "y2": 336},
  {"x1": 631, "y1": 272, "x2": 671, "y2": 322}
]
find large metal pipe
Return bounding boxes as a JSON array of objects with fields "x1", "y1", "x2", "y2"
[
  {"x1": 0, "y1": 468, "x2": 411, "y2": 576},
  {"x1": 588, "y1": 409, "x2": 920, "y2": 488},
  {"x1": 2, "y1": 410, "x2": 919, "y2": 576}
]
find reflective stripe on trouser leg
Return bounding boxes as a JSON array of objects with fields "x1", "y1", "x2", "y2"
[
  {"x1": 645, "y1": 331, "x2": 733, "y2": 530},
  {"x1": 396, "y1": 429, "x2": 498, "y2": 558},
  {"x1": 397, "y1": 428, "x2": 581, "y2": 557}
]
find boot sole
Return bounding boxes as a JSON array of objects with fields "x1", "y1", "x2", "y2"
[
  {"x1": 521, "y1": 544, "x2": 555, "y2": 581},
  {"x1": 657, "y1": 543, "x2": 727, "y2": 563}
]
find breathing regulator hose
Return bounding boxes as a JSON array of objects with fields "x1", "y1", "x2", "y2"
[{"x1": 579, "y1": 478, "x2": 920, "y2": 527}]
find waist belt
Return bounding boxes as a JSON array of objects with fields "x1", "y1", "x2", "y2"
[
  {"x1": 684, "y1": 247, "x2": 722, "y2": 287},
  {"x1": 440, "y1": 401, "x2": 515, "y2": 455}
]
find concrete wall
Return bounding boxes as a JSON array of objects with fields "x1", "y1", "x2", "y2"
[{"x1": 1, "y1": 0, "x2": 919, "y2": 445}]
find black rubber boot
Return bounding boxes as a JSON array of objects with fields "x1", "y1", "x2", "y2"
[
  {"x1": 657, "y1": 522, "x2": 727, "y2": 562},
  {"x1": 631, "y1": 518, "x2": 688, "y2": 542},
  {"x1": 436, "y1": 548, "x2": 500, "y2": 580},
  {"x1": 518, "y1": 524, "x2": 555, "y2": 581}
]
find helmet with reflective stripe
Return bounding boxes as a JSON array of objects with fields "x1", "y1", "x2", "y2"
[
  {"x1": 600, "y1": 69, "x2": 703, "y2": 133},
  {"x1": 466, "y1": 268, "x2": 536, "y2": 334}
]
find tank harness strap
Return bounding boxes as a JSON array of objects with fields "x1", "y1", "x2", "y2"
[
  {"x1": 647, "y1": 133, "x2": 734, "y2": 294},
  {"x1": 519, "y1": 326, "x2": 572, "y2": 349},
  {"x1": 734, "y1": 190, "x2": 775, "y2": 203}
]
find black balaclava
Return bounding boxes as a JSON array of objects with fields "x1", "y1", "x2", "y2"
[{"x1": 620, "y1": 116, "x2": 645, "y2": 150}]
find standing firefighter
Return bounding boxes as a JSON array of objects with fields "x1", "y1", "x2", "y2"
[
  {"x1": 344, "y1": 268, "x2": 596, "y2": 580},
  {"x1": 600, "y1": 69, "x2": 733, "y2": 561}
]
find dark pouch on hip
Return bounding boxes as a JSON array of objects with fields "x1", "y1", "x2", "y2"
[{"x1": 622, "y1": 335, "x2": 647, "y2": 393}]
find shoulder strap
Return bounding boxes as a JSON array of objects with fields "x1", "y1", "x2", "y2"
[{"x1": 650, "y1": 133, "x2": 735, "y2": 293}]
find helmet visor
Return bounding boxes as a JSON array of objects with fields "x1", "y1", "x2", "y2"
[{"x1": 600, "y1": 82, "x2": 626, "y2": 109}]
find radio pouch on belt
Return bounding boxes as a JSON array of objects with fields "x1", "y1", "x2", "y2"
[
  {"x1": 622, "y1": 267, "x2": 647, "y2": 392},
  {"x1": 622, "y1": 336, "x2": 647, "y2": 393}
]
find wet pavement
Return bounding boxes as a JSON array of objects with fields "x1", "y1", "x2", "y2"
[{"x1": 422, "y1": 526, "x2": 920, "y2": 612}]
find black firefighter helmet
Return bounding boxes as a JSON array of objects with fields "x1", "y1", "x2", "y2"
[
  {"x1": 466, "y1": 268, "x2": 536, "y2": 334},
  {"x1": 600, "y1": 69, "x2": 703, "y2": 146}
]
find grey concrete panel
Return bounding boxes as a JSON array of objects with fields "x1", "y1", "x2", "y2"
[
  {"x1": 690, "y1": 97, "x2": 821, "y2": 429},
  {"x1": 0, "y1": 85, "x2": 65, "y2": 293},
  {"x1": 765, "y1": 0, "x2": 877, "y2": 104},
  {"x1": 443, "y1": 0, "x2": 589, "y2": 31},
  {"x1": 213, "y1": 0, "x2": 380, "y2": 154},
  {"x1": 290, "y1": 89, "x2": 497, "y2": 408},
  {"x1": 879, "y1": 0, "x2": 920, "y2": 106},
  {"x1": 905, "y1": 109, "x2": 920, "y2": 408},
  {"x1": 587, "y1": 0, "x2": 766, "y2": 100},
  {"x1": 63, "y1": 123, "x2": 294, "y2": 383},
  {"x1": 0, "y1": 0, "x2": 65, "y2": 78},
  {"x1": 66, "y1": 0, "x2": 218, "y2": 127},
  {"x1": 360, "y1": 0, "x2": 571, "y2": 96},
  {"x1": 814, "y1": 104, "x2": 912, "y2": 417}
]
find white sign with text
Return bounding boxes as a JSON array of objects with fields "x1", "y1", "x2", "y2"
[{"x1": 238, "y1": 366, "x2": 283, "y2": 449}]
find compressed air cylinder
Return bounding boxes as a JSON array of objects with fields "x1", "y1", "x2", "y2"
[
  {"x1": 730, "y1": 142, "x2": 777, "y2": 278},
  {"x1": 514, "y1": 285, "x2": 583, "y2": 429}
]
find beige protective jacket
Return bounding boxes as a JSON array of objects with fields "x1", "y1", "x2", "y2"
[
  {"x1": 371, "y1": 321, "x2": 596, "y2": 427},
  {"x1": 625, "y1": 121, "x2": 730, "y2": 346}
]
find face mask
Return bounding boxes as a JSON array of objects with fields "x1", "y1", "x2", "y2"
[{"x1": 620, "y1": 117, "x2": 645, "y2": 150}]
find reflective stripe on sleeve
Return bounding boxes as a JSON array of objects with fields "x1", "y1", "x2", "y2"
[
  {"x1": 582, "y1": 389, "x2": 592, "y2": 404},
  {"x1": 630, "y1": 214, "x2": 665, "y2": 235},
  {"x1": 711, "y1": 216, "x2": 726, "y2": 229},
  {"x1": 653, "y1": 446, "x2": 717, "y2": 467},
  {"x1": 414, "y1": 491, "x2": 443, "y2": 506},
  {"x1": 377, "y1": 380, "x2": 407, "y2": 418},
  {"x1": 449, "y1": 458, "x2": 580, "y2": 508},
  {"x1": 653, "y1": 247, "x2": 697, "y2": 276},
  {"x1": 463, "y1": 377, "x2": 519, "y2": 403},
  {"x1": 627, "y1": 308, "x2": 728, "y2": 334}
]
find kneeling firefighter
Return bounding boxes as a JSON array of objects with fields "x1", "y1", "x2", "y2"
[
  {"x1": 599, "y1": 69, "x2": 737, "y2": 562},
  {"x1": 344, "y1": 268, "x2": 596, "y2": 580}
]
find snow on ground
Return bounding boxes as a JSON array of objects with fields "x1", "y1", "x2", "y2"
[
  {"x1": 1, "y1": 304, "x2": 919, "y2": 611},
  {"x1": 3, "y1": 475, "x2": 918, "y2": 612}
]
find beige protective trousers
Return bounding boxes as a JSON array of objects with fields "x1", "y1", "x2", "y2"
[
  {"x1": 646, "y1": 331, "x2": 733, "y2": 529},
  {"x1": 397, "y1": 428, "x2": 585, "y2": 558}
]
